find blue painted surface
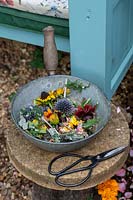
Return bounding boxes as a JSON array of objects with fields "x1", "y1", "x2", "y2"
[
  {"x1": 69, "y1": 0, "x2": 107, "y2": 96},
  {"x1": 111, "y1": 0, "x2": 131, "y2": 79},
  {"x1": 111, "y1": 46, "x2": 133, "y2": 91},
  {"x1": 0, "y1": 24, "x2": 70, "y2": 52},
  {"x1": 69, "y1": 0, "x2": 133, "y2": 99},
  {"x1": 131, "y1": 0, "x2": 133, "y2": 46},
  {"x1": 109, "y1": 0, "x2": 133, "y2": 98}
]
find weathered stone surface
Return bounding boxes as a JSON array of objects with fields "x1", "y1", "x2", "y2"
[
  {"x1": 7, "y1": 104, "x2": 130, "y2": 191},
  {"x1": 32, "y1": 183, "x2": 96, "y2": 200}
]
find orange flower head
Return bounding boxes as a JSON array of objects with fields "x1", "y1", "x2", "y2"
[
  {"x1": 98, "y1": 179, "x2": 119, "y2": 200},
  {"x1": 49, "y1": 113, "x2": 59, "y2": 125},
  {"x1": 44, "y1": 108, "x2": 52, "y2": 119}
]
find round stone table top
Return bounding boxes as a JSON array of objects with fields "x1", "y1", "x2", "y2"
[{"x1": 7, "y1": 105, "x2": 130, "y2": 190}]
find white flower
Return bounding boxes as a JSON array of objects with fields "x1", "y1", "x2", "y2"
[{"x1": 19, "y1": 115, "x2": 28, "y2": 130}]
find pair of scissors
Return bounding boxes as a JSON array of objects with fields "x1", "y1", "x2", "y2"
[{"x1": 48, "y1": 146, "x2": 127, "y2": 187}]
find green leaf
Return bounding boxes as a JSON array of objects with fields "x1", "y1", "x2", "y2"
[
  {"x1": 118, "y1": 193, "x2": 122, "y2": 198},
  {"x1": 87, "y1": 193, "x2": 94, "y2": 200},
  {"x1": 8, "y1": 92, "x2": 16, "y2": 102},
  {"x1": 83, "y1": 118, "x2": 99, "y2": 129},
  {"x1": 81, "y1": 98, "x2": 91, "y2": 107},
  {"x1": 58, "y1": 51, "x2": 63, "y2": 62},
  {"x1": 30, "y1": 48, "x2": 44, "y2": 69},
  {"x1": 30, "y1": 48, "x2": 62, "y2": 69},
  {"x1": 39, "y1": 128, "x2": 47, "y2": 134},
  {"x1": 66, "y1": 79, "x2": 89, "y2": 93}
]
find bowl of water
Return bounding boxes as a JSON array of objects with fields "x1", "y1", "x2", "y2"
[{"x1": 11, "y1": 75, "x2": 111, "y2": 152}]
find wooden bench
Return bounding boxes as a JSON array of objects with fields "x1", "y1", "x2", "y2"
[{"x1": 0, "y1": 0, "x2": 133, "y2": 99}]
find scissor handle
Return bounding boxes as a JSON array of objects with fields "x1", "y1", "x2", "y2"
[
  {"x1": 48, "y1": 152, "x2": 84, "y2": 176},
  {"x1": 55, "y1": 168, "x2": 93, "y2": 187}
]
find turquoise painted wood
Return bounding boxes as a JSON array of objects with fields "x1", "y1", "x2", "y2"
[
  {"x1": 0, "y1": 0, "x2": 133, "y2": 99},
  {"x1": 0, "y1": 24, "x2": 70, "y2": 52},
  {"x1": 69, "y1": 0, "x2": 133, "y2": 99}
]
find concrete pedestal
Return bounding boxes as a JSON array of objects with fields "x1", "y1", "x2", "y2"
[
  {"x1": 7, "y1": 105, "x2": 130, "y2": 199},
  {"x1": 32, "y1": 183, "x2": 96, "y2": 200}
]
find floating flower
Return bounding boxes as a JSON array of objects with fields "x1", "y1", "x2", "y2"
[
  {"x1": 44, "y1": 108, "x2": 59, "y2": 125},
  {"x1": 34, "y1": 88, "x2": 70, "y2": 107},
  {"x1": 32, "y1": 119, "x2": 39, "y2": 127},
  {"x1": 66, "y1": 88, "x2": 70, "y2": 95},
  {"x1": 49, "y1": 113, "x2": 59, "y2": 125},
  {"x1": 49, "y1": 91, "x2": 56, "y2": 99},
  {"x1": 19, "y1": 115, "x2": 28, "y2": 130},
  {"x1": 55, "y1": 88, "x2": 64, "y2": 96},
  {"x1": 75, "y1": 104, "x2": 96, "y2": 120},
  {"x1": 19, "y1": 80, "x2": 99, "y2": 143},
  {"x1": 59, "y1": 126, "x2": 70, "y2": 133},
  {"x1": 76, "y1": 123, "x2": 84, "y2": 133},
  {"x1": 68, "y1": 116, "x2": 80, "y2": 128},
  {"x1": 55, "y1": 98, "x2": 74, "y2": 116},
  {"x1": 34, "y1": 91, "x2": 55, "y2": 106},
  {"x1": 44, "y1": 108, "x2": 53, "y2": 119},
  {"x1": 39, "y1": 125, "x2": 47, "y2": 133},
  {"x1": 41, "y1": 91, "x2": 49, "y2": 99},
  {"x1": 34, "y1": 97, "x2": 46, "y2": 106}
]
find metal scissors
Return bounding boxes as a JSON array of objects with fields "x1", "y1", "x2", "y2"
[{"x1": 48, "y1": 146, "x2": 127, "y2": 187}]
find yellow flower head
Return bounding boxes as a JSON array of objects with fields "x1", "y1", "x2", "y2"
[
  {"x1": 66, "y1": 88, "x2": 70, "y2": 94},
  {"x1": 56, "y1": 88, "x2": 64, "y2": 96},
  {"x1": 44, "y1": 95, "x2": 51, "y2": 102},
  {"x1": 48, "y1": 91, "x2": 56, "y2": 99},
  {"x1": 34, "y1": 98, "x2": 45, "y2": 106},
  {"x1": 49, "y1": 113, "x2": 59, "y2": 125},
  {"x1": 32, "y1": 119, "x2": 39, "y2": 127},
  {"x1": 70, "y1": 116, "x2": 79, "y2": 126},
  {"x1": 40, "y1": 125, "x2": 47, "y2": 133}
]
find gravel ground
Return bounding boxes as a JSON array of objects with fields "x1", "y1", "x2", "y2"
[{"x1": 0, "y1": 39, "x2": 132, "y2": 200}]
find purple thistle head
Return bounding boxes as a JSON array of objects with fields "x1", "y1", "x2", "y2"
[{"x1": 55, "y1": 98, "x2": 74, "y2": 116}]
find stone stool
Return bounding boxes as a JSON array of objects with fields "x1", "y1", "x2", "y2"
[{"x1": 7, "y1": 105, "x2": 130, "y2": 200}]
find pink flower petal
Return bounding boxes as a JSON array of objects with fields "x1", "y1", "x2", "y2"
[
  {"x1": 119, "y1": 197, "x2": 126, "y2": 200},
  {"x1": 117, "y1": 107, "x2": 121, "y2": 113},
  {"x1": 116, "y1": 168, "x2": 126, "y2": 177},
  {"x1": 130, "y1": 183, "x2": 133, "y2": 189},
  {"x1": 127, "y1": 166, "x2": 133, "y2": 172},
  {"x1": 130, "y1": 149, "x2": 133, "y2": 157},
  {"x1": 124, "y1": 192, "x2": 132, "y2": 198},
  {"x1": 7, "y1": 0, "x2": 14, "y2": 6},
  {"x1": 119, "y1": 182, "x2": 126, "y2": 193},
  {"x1": 121, "y1": 178, "x2": 127, "y2": 185}
]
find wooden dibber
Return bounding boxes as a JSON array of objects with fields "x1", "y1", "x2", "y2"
[{"x1": 43, "y1": 26, "x2": 58, "y2": 75}]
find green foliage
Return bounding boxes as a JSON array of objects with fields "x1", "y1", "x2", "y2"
[
  {"x1": 83, "y1": 118, "x2": 99, "y2": 129},
  {"x1": 87, "y1": 194, "x2": 94, "y2": 200},
  {"x1": 30, "y1": 47, "x2": 44, "y2": 69},
  {"x1": 30, "y1": 48, "x2": 63, "y2": 69},
  {"x1": 20, "y1": 105, "x2": 43, "y2": 120},
  {"x1": 66, "y1": 79, "x2": 90, "y2": 93},
  {"x1": 58, "y1": 51, "x2": 63, "y2": 62},
  {"x1": 81, "y1": 98, "x2": 91, "y2": 108},
  {"x1": 118, "y1": 193, "x2": 122, "y2": 198},
  {"x1": 8, "y1": 92, "x2": 16, "y2": 102}
]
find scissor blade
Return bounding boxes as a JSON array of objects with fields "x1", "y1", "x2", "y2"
[{"x1": 98, "y1": 146, "x2": 128, "y2": 161}]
